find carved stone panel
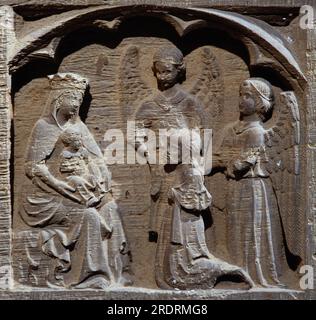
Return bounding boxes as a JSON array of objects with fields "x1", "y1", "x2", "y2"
[{"x1": 0, "y1": 0, "x2": 315, "y2": 300}]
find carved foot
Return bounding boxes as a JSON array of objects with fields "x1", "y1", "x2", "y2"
[
  {"x1": 72, "y1": 276, "x2": 111, "y2": 290},
  {"x1": 231, "y1": 268, "x2": 256, "y2": 289}
]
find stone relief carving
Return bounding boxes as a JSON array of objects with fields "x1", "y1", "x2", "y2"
[
  {"x1": 15, "y1": 73, "x2": 132, "y2": 289},
  {"x1": 56, "y1": 127, "x2": 107, "y2": 208},
  {"x1": 134, "y1": 46, "x2": 254, "y2": 289},
  {"x1": 209, "y1": 78, "x2": 301, "y2": 288},
  {"x1": 13, "y1": 48, "x2": 303, "y2": 291},
  {"x1": 0, "y1": 3, "x2": 308, "y2": 298}
]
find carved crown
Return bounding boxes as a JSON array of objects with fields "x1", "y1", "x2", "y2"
[{"x1": 48, "y1": 72, "x2": 89, "y2": 91}]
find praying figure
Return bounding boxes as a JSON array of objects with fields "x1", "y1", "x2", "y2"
[{"x1": 135, "y1": 46, "x2": 254, "y2": 289}]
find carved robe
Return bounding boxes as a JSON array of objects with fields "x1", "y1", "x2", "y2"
[
  {"x1": 135, "y1": 87, "x2": 208, "y2": 286},
  {"x1": 135, "y1": 87, "x2": 207, "y2": 229},
  {"x1": 135, "y1": 88, "x2": 252, "y2": 289},
  {"x1": 19, "y1": 116, "x2": 130, "y2": 288},
  {"x1": 216, "y1": 120, "x2": 290, "y2": 287},
  {"x1": 167, "y1": 170, "x2": 215, "y2": 288}
]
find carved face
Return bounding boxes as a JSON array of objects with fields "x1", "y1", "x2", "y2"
[
  {"x1": 239, "y1": 83, "x2": 257, "y2": 116},
  {"x1": 58, "y1": 91, "x2": 83, "y2": 119},
  {"x1": 154, "y1": 61, "x2": 179, "y2": 90},
  {"x1": 61, "y1": 130, "x2": 83, "y2": 151},
  {"x1": 68, "y1": 133, "x2": 82, "y2": 151}
]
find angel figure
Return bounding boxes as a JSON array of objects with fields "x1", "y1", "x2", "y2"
[
  {"x1": 210, "y1": 77, "x2": 302, "y2": 288},
  {"x1": 134, "y1": 46, "x2": 208, "y2": 241},
  {"x1": 133, "y1": 46, "x2": 254, "y2": 289}
]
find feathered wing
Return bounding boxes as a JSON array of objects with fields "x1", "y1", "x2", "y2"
[
  {"x1": 189, "y1": 46, "x2": 224, "y2": 126},
  {"x1": 188, "y1": 47, "x2": 224, "y2": 174},
  {"x1": 264, "y1": 91, "x2": 304, "y2": 263},
  {"x1": 118, "y1": 45, "x2": 153, "y2": 124}
]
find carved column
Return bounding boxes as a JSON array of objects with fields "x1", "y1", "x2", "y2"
[{"x1": 0, "y1": 5, "x2": 14, "y2": 289}]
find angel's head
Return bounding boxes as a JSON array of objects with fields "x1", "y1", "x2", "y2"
[
  {"x1": 152, "y1": 46, "x2": 186, "y2": 90},
  {"x1": 239, "y1": 78, "x2": 274, "y2": 122}
]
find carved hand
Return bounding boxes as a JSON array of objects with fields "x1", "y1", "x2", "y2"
[
  {"x1": 231, "y1": 152, "x2": 257, "y2": 172},
  {"x1": 233, "y1": 159, "x2": 252, "y2": 171},
  {"x1": 55, "y1": 180, "x2": 76, "y2": 193},
  {"x1": 226, "y1": 158, "x2": 248, "y2": 178},
  {"x1": 66, "y1": 175, "x2": 94, "y2": 190},
  {"x1": 54, "y1": 180, "x2": 83, "y2": 203},
  {"x1": 32, "y1": 163, "x2": 82, "y2": 203}
]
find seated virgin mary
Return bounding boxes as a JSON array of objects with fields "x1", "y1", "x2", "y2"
[{"x1": 17, "y1": 73, "x2": 132, "y2": 289}]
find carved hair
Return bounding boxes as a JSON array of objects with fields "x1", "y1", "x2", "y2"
[
  {"x1": 243, "y1": 77, "x2": 274, "y2": 122},
  {"x1": 60, "y1": 127, "x2": 82, "y2": 147},
  {"x1": 152, "y1": 46, "x2": 186, "y2": 82}
]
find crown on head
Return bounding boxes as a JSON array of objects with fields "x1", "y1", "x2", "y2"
[{"x1": 48, "y1": 73, "x2": 88, "y2": 91}]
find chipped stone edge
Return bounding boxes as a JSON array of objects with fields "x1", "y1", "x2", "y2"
[{"x1": 0, "y1": 5, "x2": 14, "y2": 290}]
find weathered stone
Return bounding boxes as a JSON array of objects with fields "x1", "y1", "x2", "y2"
[{"x1": 0, "y1": 0, "x2": 315, "y2": 299}]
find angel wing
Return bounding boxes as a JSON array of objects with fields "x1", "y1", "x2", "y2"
[
  {"x1": 189, "y1": 46, "x2": 224, "y2": 126},
  {"x1": 189, "y1": 47, "x2": 224, "y2": 174},
  {"x1": 118, "y1": 45, "x2": 153, "y2": 124},
  {"x1": 264, "y1": 91, "x2": 304, "y2": 264}
]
